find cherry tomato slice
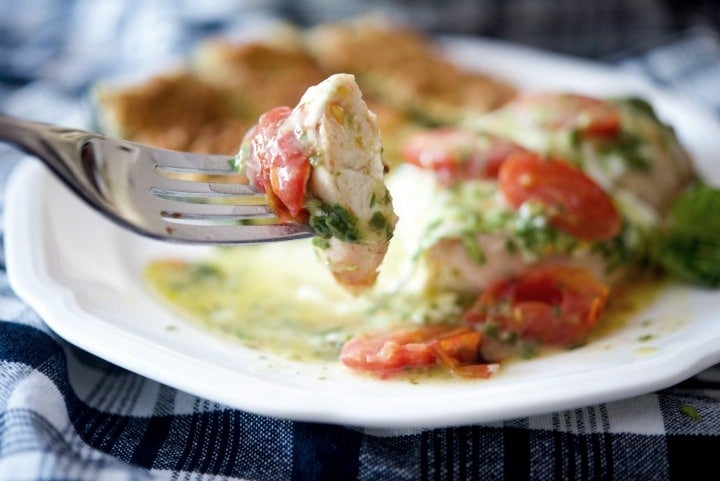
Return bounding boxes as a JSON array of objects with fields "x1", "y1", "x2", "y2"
[
  {"x1": 340, "y1": 325, "x2": 495, "y2": 378},
  {"x1": 430, "y1": 327, "x2": 498, "y2": 379},
  {"x1": 498, "y1": 151, "x2": 621, "y2": 241},
  {"x1": 272, "y1": 129, "x2": 311, "y2": 222},
  {"x1": 514, "y1": 93, "x2": 621, "y2": 138},
  {"x1": 340, "y1": 327, "x2": 438, "y2": 374},
  {"x1": 463, "y1": 266, "x2": 609, "y2": 346},
  {"x1": 243, "y1": 106, "x2": 311, "y2": 223},
  {"x1": 401, "y1": 128, "x2": 528, "y2": 183}
]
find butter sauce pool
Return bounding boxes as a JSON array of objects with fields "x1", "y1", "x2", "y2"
[
  {"x1": 144, "y1": 242, "x2": 368, "y2": 362},
  {"x1": 144, "y1": 241, "x2": 668, "y2": 369}
]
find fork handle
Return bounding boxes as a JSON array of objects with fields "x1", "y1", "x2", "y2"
[{"x1": 0, "y1": 114, "x2": 101, "y2": 190}]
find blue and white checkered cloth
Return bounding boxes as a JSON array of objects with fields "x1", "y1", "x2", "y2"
[{"x1": 2, "y1": 1, "x2": 720, "y2": 480}]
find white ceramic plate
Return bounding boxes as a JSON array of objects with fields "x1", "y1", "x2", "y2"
[{"x1": 7, "y1": 37, "x2": 720, "y2": 429}]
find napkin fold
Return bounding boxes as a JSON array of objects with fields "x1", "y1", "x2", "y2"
[{"x1": 2, "y1": 2, "x2": 720, "y2": 480}]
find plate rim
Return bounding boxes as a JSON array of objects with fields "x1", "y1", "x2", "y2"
[{"x1": 6, "y1": 36, "x2": 720, "y2": 428}]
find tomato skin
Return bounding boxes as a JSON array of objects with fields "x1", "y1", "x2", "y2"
[
  {"x1": 463, "y1": 266, "x2": 609, "y2": 346},
  {"x1": 272, "y1": 129, "x2": 311, "y2": 222},
  {"x1": 498, "y1": 151, "x2": 621, "y2": 241},
  {"x1": 514, "y1": 93, "x2": 621, "y2": 138},
  {"x1": 340, "y1": 327, "x2": 438, "y2": 374},
  {"x1": 401, "y1": 129, "x2": 527, "y2": 184},
  {"x1": 430, "y1": 327, "x2": 497, "y2": 379},
  {"x1": 340, "y1": 325, "x2": 496, "y2": 378},
  {"x1": 243, "y1": 106, "x2": 311, "y2": 223}
]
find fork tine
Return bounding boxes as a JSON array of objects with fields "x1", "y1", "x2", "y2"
[
  {"x1": 150, "y1": 186, "x2": 268, "y2": 205},
  {"x1": 150, "y1": 164, "x2": 256, "y2": 195},
  {"x1": 154, "y1": 165, "x2": 250, "y2": 184},
  {"x1": 149, "y1": 149, "x2": 237, "y2": 172},
  {"x1": 159, "y1": 221, "x2": 313, "y2": 244},
  {"x1": 162, "y1": 213, "x2": 277, "y2": 224},
  {"x1": 0, "y1": 115, "x2": 315, "y2": 245},
  {"x1": 149, "y1": 147, "x2": 251, "y2": 184},
  {"x1": 159, "y1": 203, "x2": 275, "y2": 221}
]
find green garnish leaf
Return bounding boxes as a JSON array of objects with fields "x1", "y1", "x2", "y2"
[
  {"x1": 650, "y1": 183, "x2": 720, "y2": 287},
  {"x1": 680, "y1": 404, "x2": 702, "y2": 421}
]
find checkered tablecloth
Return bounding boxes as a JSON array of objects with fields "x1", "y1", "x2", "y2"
[{"x1": 2, "y1": 1, "x2": 720, "y2": 480}]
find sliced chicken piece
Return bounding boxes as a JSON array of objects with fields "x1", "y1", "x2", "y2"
[
  {"x1": 414, "y1": 178, "x2": 628, "y2": 296},
  {"x1": 472, "y1": 93, "x2": 696, "y2": 215},
  {"x1": 397, "y1": 93, "x2": 694, "y2": 296},
  {"x1": 394, "y1": 127, "x2": 634, "y2": 296},
  {"x1": 237, "y1": 73, "x2": 397, "y2": 294}
]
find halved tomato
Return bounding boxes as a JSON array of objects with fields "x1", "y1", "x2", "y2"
[
  {"x1": 463, "y1": 266, "x2": 609, "y2": 346},
  {"x1": 243, "y1": 106, "x2": 312, "y2": 223},
  {"x1": 498, "y1": 151, "x2": 621, "y2": 241},
  {"x1": 400, "y1": 128, "x2": 527, "y2": 184},
  {"x1": 513, "y1": 93, "x2": 621, "y2": 138},
  {"x1": 340, "y1": 325, "x2": 496, "y2": 378}
]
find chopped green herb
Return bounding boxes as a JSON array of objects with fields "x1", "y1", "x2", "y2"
[
  {"x1": 190, "y1": 263, "x2": 223, "y2": 280},
  {"x1": 637, "y1": 334, "x2": 653, "y2": 342},
  {"x1": 569, "y1": 128, "x2": 582, "y2": 149},
  {"x1": 613, "y1": 97, "x2": 660, "y2": 121},
  {"x1": 680, "y1": 404, "x2": 702, "y2": 421},
  {"x1": 599, "y1": 131, "x2": 651, "y2": 171},
  {"x1": 461, "y1": 233, "x2": 486, "y2": 264},
  {"x1": 368, "y1": 211, "x2": 387, "y2": 232},
  {"x1": 518, "y1": 342, "x2": 538, "y2": 360},
  {"x1": 312, "y1": 237, "x2": 331, "y2": 249},
  {"x1": 512, "y1": 207, "x2": 578, "y2": 258},
  {"x1": 482, "y1": 322, "x2": 500, "y2": 339},
  {"x1": 307, "y1": 202, "x2": 360, "y2": 242},
  {"x1": 424, "y1": 218, "x2": 444, "y2": 233},
  {"x1": 590, "y1": 222, "x2": 641, "y2": 273},
  {"x1": 505, "y1": 238, "x2": 519, "y2": 255}
]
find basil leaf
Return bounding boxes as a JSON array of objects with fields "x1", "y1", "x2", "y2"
[{"x1": 650, "y1": 183, "x2": 720, "y2": 287}]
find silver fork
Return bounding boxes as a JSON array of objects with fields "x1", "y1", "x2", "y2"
[{"x1": 0, "y1": 115, "x2": 314, "y2": 244}]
